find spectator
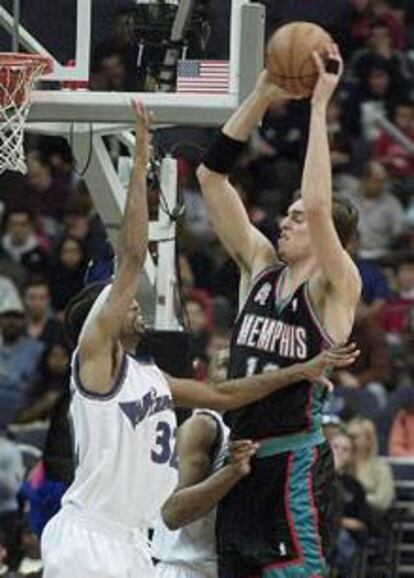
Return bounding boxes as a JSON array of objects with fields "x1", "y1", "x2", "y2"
[
  {"x1": 374, "y1": 0, "x2": 409, "y2": 50},
  {"x1": 23, "y1": 278, "x2": 63, "y2": 348},
  {"x1": 329, "y1": 430, "x2": 370, "y2": 577},
  {"x1": 345, "y1": 64, "x2": 404, "y2": 139},
  {"x1": 211, "y1": 295, "x2": 235, "y2": 332},
  {"x1": 373, "y1": 100, "x2": 414, "y2": 202},
  {"x1": 388, "y1": 398, "x2": 414, "y2": 457},
  {"x1": 348, "y1": 418, "x2": 395, "y2": 512},
  {"x1": 42, "y1": 387, "x2": 74, "y2": 487},
  {"x1": 0, "y1": 295, "x2": 44, "y2": 428},
  {"x1": 63, "y1": 196, "x2": 107, "y2": 261},
  {"x1": 37, "y1": 136, "x2": 78, "y2": 188},
  {"x1": 16, "y1": 525, "x2": 42, "y2": 576},
  {"x1": 348, "y1": 233, "x2": 391, "y2": 319},
  {"x1": 350, "y1": 23, "x2": 410, "y2": 91},
  {"x1": 258, "y1": 98, "x2": 308, "y2": 199},
  {"x1": 327, "y1": 98, "x2": 359, "y2": 194},
  {"x1": 206, "y1": 327, "x2": 231, "y2": 383},
  {"x1": 0, "y1": 210, "x2": 49, "y2": 279},
  {"x1": 0, "y1": 277, "x2": 21, "y2": 319},
  {"x1": 0, "y1": 434, "x2": 24, "y2": 571},
  {"x1": 346, "y1": 0, "x2": 376, "y2": 52},
  {"x1": 350, "y1": 161, "x2": 405, "y2": 258},
  {"x1": 381, "y1": 254, "x2": 414, "y2": 344},
  {"x1": 186, "y1": 289, "x2": 214, "y2": 376},
  {"x1": 16, "y1": 343, "x2": 70, "y2": 424},
  {"x1": 90, "y1": 39, "x2": 136, "y2": 92},
  {"x1": 24, "y1": 151, "x2": 74, "y2": 222},
  {"x1": 49, "y1": 236, "x2": 88, "y2": 317},
  {"x1": 321, "y1": 414, "x2": 342, "y2": 442},
  {"x1": 0, "y1": 529, "x2": 17, "y2": 577},
  {"x1": 182, "y1": 168, "x2": 213, "y2": 241},
  {"x1": 337, "y1": 309, "x2": 391, "y2": 404},
  {"x1": 0, "y1": 261, "x2": 27, "y2": 297},
  {"x1": 178, "y1": 254, "x2": 195, "y2": 292}
]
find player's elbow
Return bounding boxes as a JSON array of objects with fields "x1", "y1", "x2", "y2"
[
  {"x1": 203, "y1": 386, "x2": 233, "y2": 411},
  {"x1": 161, "y1": 501, "x2": 183, "y2": 531},
  {"x1": 196, "y1": 164, "x2": 224, "y2": 187}
]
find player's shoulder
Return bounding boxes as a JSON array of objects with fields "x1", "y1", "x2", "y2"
[
  {"x1": 338, "y1": 254, "x2": 362, "y2": 301},
  {"x1": 315, "y1": 253, "x2": 361, "y2": 301},
  {"x1": 179, "y1": 412, "x2": 219, "y2": 448}
]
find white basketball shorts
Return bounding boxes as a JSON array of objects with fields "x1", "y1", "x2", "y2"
[
  {"x1": 156, "y1": 561, "x2": 217, "y2": 578},
  {"x1": 41, "y1": 506, "x2": 156, "y2": 578}
]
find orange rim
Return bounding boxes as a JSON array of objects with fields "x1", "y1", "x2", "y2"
[{"x1": 0, "y1": 52, "x2": 53, "y2": 75}]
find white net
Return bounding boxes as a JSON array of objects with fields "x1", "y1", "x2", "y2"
[{"x1": 0, "y1": 54, "x2": 52, "y2": 174}]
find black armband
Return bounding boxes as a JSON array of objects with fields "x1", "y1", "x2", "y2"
[{"x1": 203, "y1": 131, "x2": 247, "y2": 175}]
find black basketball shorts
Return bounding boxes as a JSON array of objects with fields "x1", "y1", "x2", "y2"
[{"x1": 216, "y1": 439, "x2": 336, "y2": 578}]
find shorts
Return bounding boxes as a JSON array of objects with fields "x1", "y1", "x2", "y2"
[
  {"x1": 216, "y1": 440, "x2": 335, "y2": 578},
  {"x1": 156, "y1": 561, "x2": 217, "y2": 578},
  {"x1": 41, "y1": 506, "x2": 156, "y2": 578}
]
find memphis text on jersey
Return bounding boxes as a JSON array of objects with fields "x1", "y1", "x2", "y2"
[{"x1": 236, "y1": 313, "x2": 308, "y2": 360}]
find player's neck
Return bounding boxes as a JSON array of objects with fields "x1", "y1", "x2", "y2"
[
  {"x1": 121, "y1": 335, "x2": 140, "y2": 356},
  {"x1": 285, "y1": 256, "x2": 318, "y2": 287}
]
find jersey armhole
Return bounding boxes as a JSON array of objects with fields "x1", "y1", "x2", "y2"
[
  {"x1": 195, "y1": 411, "x2": 224, "y2": 464},
  {"x1": 237, "y1": 264, "x2": 284, "y2": 322},
  {"x1": 72, "y1": 350, "x2": 129, "y2": 401}
]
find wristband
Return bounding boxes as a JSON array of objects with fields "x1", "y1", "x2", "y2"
[{"x1": 203, "y1": 131, "x2": 246, "y2": 175}]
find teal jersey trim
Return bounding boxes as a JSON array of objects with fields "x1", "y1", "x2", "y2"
[
  {"x1": 256, "y1": 428, "x2": 324, "y2": 458},
  {"x1": 263, "y1": 447, "x2": 328, "y2": 578}
]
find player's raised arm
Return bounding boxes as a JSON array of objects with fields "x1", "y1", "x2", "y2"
[
  {"x1": 77, "y1": 100, "x2": 150, "y2": 388},
  {"x1": 301, "y1": 44, "x2": 361, "y2": 303},
  {"x1": 161, "y1": 415, "x2": 255, "y2": 530},
  {"x1": 196, "y1": 72, "x2": 286, "y2": 278},
  {"x1": 168, "y1": 344, "x2": 359, "y2": 410}
]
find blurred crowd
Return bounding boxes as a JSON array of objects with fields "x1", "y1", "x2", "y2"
[{"x1": 0, "y1": 0, "x2": 413, "y2": 575}]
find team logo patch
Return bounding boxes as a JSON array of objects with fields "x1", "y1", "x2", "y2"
[{"x1": 253, "y1": 283, "x2": 271, "y2": 306}]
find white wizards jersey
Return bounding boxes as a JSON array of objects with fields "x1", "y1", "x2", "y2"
[
  {"x1": 152, "y1": 411, "x2": 229, "y2": 573},
  {"x1": 62, "y1": 352, "x2": 177, "y2": 529}
]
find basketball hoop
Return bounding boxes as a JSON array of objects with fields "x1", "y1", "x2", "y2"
[{"x1": 0, "y1": 53, "x2": 53, "y2": 174}]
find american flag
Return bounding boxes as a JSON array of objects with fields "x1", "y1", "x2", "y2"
[{"x1": 176, "y1": 60, "x2": 230, "y2": 94}]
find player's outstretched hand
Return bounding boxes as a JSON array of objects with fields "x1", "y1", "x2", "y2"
[
  {"x1": 228, "y1": 439, "x2": 259, "y2": 478},
  {"x1": 131, "y1": 98, "x2": 151, "y2": 171},
  {"x1": 311, "y1": 43, "x2": 343, "y2": 109},
  {"x1": 254, "y1": 70, "x2": 305, "y2": 104},
  {"x1": 301, "y1": 343, "x2": 360, "y2": 392}
]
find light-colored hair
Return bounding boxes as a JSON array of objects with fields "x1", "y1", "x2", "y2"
[
  {"x1": 331, "y1": 429, "x2": 357, "y2": 477},
  {"x1": 348, "y1": 417, "x2": 378, "y2": 459}
]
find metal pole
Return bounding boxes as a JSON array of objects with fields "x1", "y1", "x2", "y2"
[{"x1": 12, "y1": 0, "x2": 20, "y2": 52}]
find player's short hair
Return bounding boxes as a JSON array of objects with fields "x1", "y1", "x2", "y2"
[
  {"x1": 65, "y1": 281, "x2": 109, "y2": 345},
  {"x1": 331, "y1": 194, "x2": 359, "y2": 248},
  {"x1": 293, "y1": 191, "x2": 358, "y2": 248}
]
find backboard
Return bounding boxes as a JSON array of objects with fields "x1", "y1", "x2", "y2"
[
  {"x1": 0, "y1": 0, "x2": 90, "y2": 82},
  {"x1": 0, "y1": 0, "x2": 264, "y2": 125},
  {"x1": 0, "y1": 0, "x2": 265, "y2": 330}
]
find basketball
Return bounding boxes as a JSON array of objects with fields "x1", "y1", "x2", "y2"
[{"x1": 266, "y1": 22, "x2": 333, "y2": 97}]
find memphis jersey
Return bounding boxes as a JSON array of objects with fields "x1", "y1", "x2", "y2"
[
  {"x1": 152, "y1": 411, "x2": 229, "y2": 572},
  {"x1": 227, "y1": 266, "x2": 334, "y2": 440},
  {"x1": 62, "y1": 352, "x2": 177, "y2": 528}
]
